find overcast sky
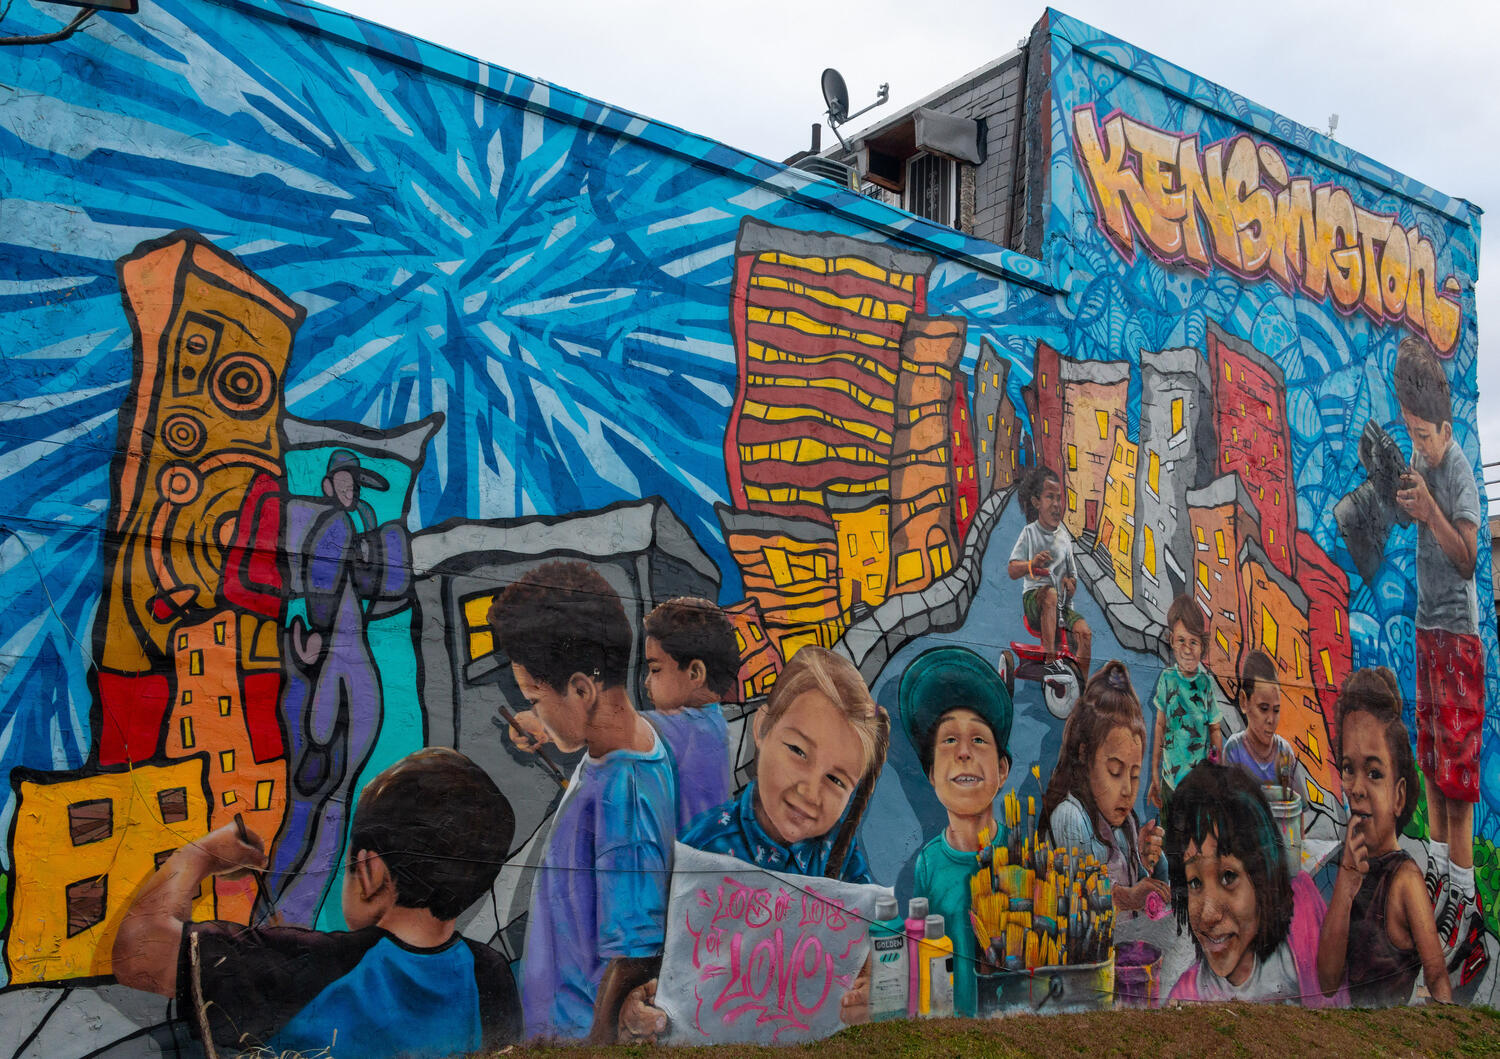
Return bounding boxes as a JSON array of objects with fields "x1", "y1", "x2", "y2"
[{"x1": 330, "y1": 0, "x2": 1499, "y2": 491}]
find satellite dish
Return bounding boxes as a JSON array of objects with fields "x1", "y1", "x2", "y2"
[{"x1": 822, "y1": 68, "x2": 849, "y2": 126}]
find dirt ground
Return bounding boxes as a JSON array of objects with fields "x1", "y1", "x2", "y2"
[{"x1": 485, "y1": 1003, "x2": 1500, "y2": 1058}]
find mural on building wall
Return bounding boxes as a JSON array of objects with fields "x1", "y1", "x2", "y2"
[{"x1": 0, "y1": 0, "x2": 1493, "y2": 1055}]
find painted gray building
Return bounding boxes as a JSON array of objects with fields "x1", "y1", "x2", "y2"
[{"x1": 1132, "y1": 345, "x2": 1214, "y2": 626}]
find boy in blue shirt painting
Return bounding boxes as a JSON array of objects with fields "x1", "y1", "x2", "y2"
[
  {"x1": 489, "y1": 560, "x2": 677, "y2": 1043},
  {"x1": 113, "y1": 748, "x2": 521, "y2": 1059}
]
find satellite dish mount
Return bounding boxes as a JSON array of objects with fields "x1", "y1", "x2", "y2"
[{"x1": 821, "y1": 68, "x2": 889, "y2": 152}]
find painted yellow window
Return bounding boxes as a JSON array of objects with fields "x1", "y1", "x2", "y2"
[
  {"x1": 980, "y1": 379, "x2": 987, "y2": 394},
  {"x1": 222, "y1": 790, "x2": 238, "y2": 807},
  {"x1": 1267, "y1": 526, "x2": 1275, "y2": 545},
  {"x1": 1294, "y1": 640, "x2": 1304, "y2": 679},
  {"x1": 1335, "y1": 610, "x2": 1342, "y2": 636},
  {"x1": 929, "y1": 544, "x2": 952, "y2": 577},
  {"x1": 1148, "y1": 451, "x2": 1160, "y2": 494},
  {"x1": 190, "y1": 650, "x2": 203, "y2": 676},
  {"x1": 764, "y1": 547, "x2": 794, "y2": 587},
  {"x1": 1215, "y1": 530, "x2": 1227, "y2": 561},
  {"x1": 214, "y1": 621, "x2": 226, "y2": 645},
  {"x1": 218, "y1": 696, "x2": 231, "y2": 717},
  {"x1": 1216, "y1": 628, "x2": 1230, "y2": 655},
  {"x1": 181, "y1": 691, "x2": 192, "y2": 705},
  {"x1": 464, "y1": 594, "x2": 496, "y2": 660},
  {"x1": 959, "y1": 495, "x2": 970, "y2": 521},
  {"x1": 1143, "y1": 525, "x2": 1157, "y2": 576},
  {"x1": 988, "y1": 414, "x2": 995, "y2": 432},
  {"x1": 846, "y1": 533, "x2": 859, "y2": 556},
  {"x1": 1320, "y1": 648, "x2": 1334, "y2": 688},
  {"x1": 1171, "y1": 397, "x2": 1184, "y2": 435},
  {"x1": 1041, "y1": 372, "x2": 1048, "y2": 386},
  {"x1": 992, "y1": 373, "x2": 999, "y2": 387},
  {"x1": 1068, "y1": 489, "x2": 1077, "y2": 511},
  {"x1": 986, "y1": 460, "x2": 993, "y2": 478},
  {"x1": 1117, "y1": 527, "x2": 1128, "y2": 553},
  {"x1": 180, "y1": 717, "x2": 195, "y2": 749},
  {"x1": 1224, "y1": 362, "x2": 1233, "y2": 382},
  {"x1": 219, "y1": 750, "x2": 235, "y2": 773},
  {"x1": 178, "y1": 632, "x2": 189, "y2": 650},
  {"x1": 815, "y1": 554, "x2": 828, "y2": 580},
  {"x1": 255, "y1": 780, "x2": 274, "y2": 811},
  {"x1": 1261, "y1": 605, "x2": 1279, "y2": 656},
  {"x1": 1198, "y1": 560, "x2": 1209, "y2": 589},
  {"x1": 1067, "y1": 444, "x2": 1078, "y2": 471},
  {"x1": 735, "y1": 630, "x2": 746, "y2": 652},
  {"x1": 1195, "y1": 525, "x2": 1205, "y2": 544},
  {"x1": 1121, "y1": 484, "x2": 1131, "y2": 507},
  {"x1": 1095, "y1": 409, "x2": 1108, "y2": 439},
  {"x1": 896, "y1": 549, "x2": 924, "y2": 585},
  {"x1": 1266, "y1": 402, "x2": 1274, "y2": 423},
  {"x1": 1043, "y1": 417, "x2": 1050, "y2": 436}
]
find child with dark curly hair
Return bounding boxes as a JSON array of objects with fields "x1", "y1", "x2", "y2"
[
  {"x1": 1164, "y1": 763, "x2": 1344, "y2": 1005},
  {"x1": 1316, "y1": 668, "x2": 1451, "y2": 1006}
]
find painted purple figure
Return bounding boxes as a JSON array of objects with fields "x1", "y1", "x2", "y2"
[{"x1": 263, "y1": 449, "x2": 412, "y2": 923}]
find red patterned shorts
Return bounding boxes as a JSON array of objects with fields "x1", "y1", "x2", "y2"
[{"x1": 1415, "y1": 627, "x2": 1485, "y2": 803}]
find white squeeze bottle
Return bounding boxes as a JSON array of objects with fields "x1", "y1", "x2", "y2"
[
  {"x1": 921, "y1": 913, "x2": 954, "y2": 1019},
  {"x1": 869, "y1": 895, "x2": 907, "y2": 1022}
]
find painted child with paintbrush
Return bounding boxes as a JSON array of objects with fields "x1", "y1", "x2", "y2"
[
  {"x1": 898, "y1": 645, "x2": 1014, "y2": 1018},
  {"x1": 113, "y1": 749, "x2": 522, "y2": 1057},
  {"x1": 1039, "y1": 661, "x2": 1168, "y2": 913}
]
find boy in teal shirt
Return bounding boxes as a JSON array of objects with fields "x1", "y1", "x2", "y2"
[{"x1": 899, "y1": 646, "x2": 1013, "y2": 1018}]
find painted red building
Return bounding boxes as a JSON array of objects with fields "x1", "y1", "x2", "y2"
[
  {"x1": 1296, "y1": 530, "x2": 1353, "y2": 768},
  {"x1": 725, "y1": 219, "x2": 928, "y2": 525},
  {"x1": 949, "y1": 368, "x2": 980, "y2": 544},
  {"x1": 1207, "y1": 321, "x2": 1295, "y2": 577},
  {"x1": 1023, "y1": 339, "x2": 1064, "y2": 481}
]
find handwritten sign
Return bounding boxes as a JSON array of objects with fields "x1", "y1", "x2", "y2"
[{"x1": 657, "y1": 843, "x2": 891, "y2": 1045}]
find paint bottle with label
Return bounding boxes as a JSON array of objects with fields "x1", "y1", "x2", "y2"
[
  {"x1": 904, "y1": 896, "x2": 929, "y2": 1019},
  {"x1": 869, "y1": 895, "x2": 907, "y2": 1022},
  {"x1": 919, "y1": 913, "x2": 955, "y2": 1019}
]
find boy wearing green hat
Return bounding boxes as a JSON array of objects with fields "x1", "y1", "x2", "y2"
[{"x1": 900, "y1": 646, "x2": 1013, "y2": 1019}]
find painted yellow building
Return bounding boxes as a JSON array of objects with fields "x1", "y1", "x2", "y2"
[
  {"x1": 830, "y1": 497, "x2": 892, "y2": 615},
  {"x1": 6, "y1": 758, "x2": 213, "y2": 984},
  {"x1": 162, "y1": 610, "x2": 287, "y2": 924},
  {"x1": 1094, "y1": 426, "x2": 1139, "y2": 599},
  {"x1": 1185, "y1": 474, "x2": 1263, "y2": 686},
  {"x1": 1057, "y1": 357, "x2": 1130, "y2": 541},
  {"x1": 888, "y1": 315, "x2": 965, "y2": 595},
  {"x1": 718, "y1": 505, "x2": 844, "y2": 659}
]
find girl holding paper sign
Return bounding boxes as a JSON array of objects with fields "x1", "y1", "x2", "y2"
[{"x1": 618, "y1": 646, "x2": 891, "y2": 1041}]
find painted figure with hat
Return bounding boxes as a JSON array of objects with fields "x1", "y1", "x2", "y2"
[
  {"x1": 900, "y1": 645, "x2": 1014, "y2": 1018},
  {"x1": 263, "y1": 446, "x2": 415, "y2": 923}
]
